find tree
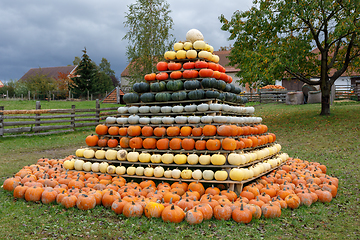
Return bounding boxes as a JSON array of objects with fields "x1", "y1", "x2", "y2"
[
  {"x1": 123, "y1": 0, "x2": 175, "y2": 84},
  {"x1": 73, "y1": 56, "x2": 81, "y2": 66},
  {"x1": 23, "y1": 69, "x2": 56, "y2": 99},
  {"x1": 219, "y1": 0, "x2": 360, "y2": 115},
  {"x1": 71, "y1": 48, "x2": 97, "y2": 97},
  {"x1": 99, "y1": 58, "x2": 115, "y2": 77}
]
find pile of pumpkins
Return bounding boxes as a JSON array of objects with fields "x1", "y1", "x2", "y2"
[{"x1": 2, "y1": 156, "x2": 338, "y2": 224}]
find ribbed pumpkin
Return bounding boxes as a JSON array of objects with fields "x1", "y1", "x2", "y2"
[{"x1": 222, "y1": 138, "x2": 237, "y2": 151}]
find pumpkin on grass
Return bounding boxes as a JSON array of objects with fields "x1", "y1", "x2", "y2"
[{"x1": 162, "y1": 204, "x2": 185, "y2": 223}]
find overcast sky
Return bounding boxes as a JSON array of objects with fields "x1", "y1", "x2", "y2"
[{"x1": 0, "y1": 0, "x2": 254, "y2": 82}]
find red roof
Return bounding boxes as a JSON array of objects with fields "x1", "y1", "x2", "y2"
[
  {"x1": 20, "y1": 65, "x2": 78, "y2": 81},
  {"x1": 0, "y1": 80, "x2": 4, "y2": 88}
]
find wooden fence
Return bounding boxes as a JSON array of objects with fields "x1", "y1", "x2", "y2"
[
  {"x1": 335, "y1": 84, "x2": 359, "y2": 100},
  {"x1": 243, "y1": 90, "x2": 288, "y2": 103},
  {"x1": 0, "y1": 100, "x2": 119, "y2": 138}
]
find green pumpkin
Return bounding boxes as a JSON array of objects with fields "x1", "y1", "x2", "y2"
[
  {"x1": 166, "y1": 80, "x2": 184, "y2": 91},
  {"x1": 140, "y1": 92, "x2": 155, "y2": 102},
  {"x1": 133, "y1": 82, "x2": 150, "y2": 93},
  {"x1": 188, "y1": 89, "x2": 205, "y2": 100},
  {"x1": 234, "y1": 86, "x2": 241, "y2": 94},
  {"x1": 217, "y1": 93, "x2": 226, "y2": 101},
  {"x1": 205, "y1": 90, "x2": 220, "y2": 99},
  {"x1": 123, "y1": 93, "x2": 140, "y2": 103},
  {"x1": 171, "y1": 91, "x2": 187, "y2": 101},
  {"x1": 225, "y1": 92, "x2": 237, "y2": 102},
  {"x1": 155, "y1": 92, "x2": 172, "y2": 102},
  {"x1": 242, "y1": 96, "x2": 249, "y2": 103},
  {"x1": 201, "y1": 78, "x2": 212, "y2": 89},
  {"x1": 217, "y1": 80, "x2": 226, "y2": 91},
  {"x1": 184, "y1": 80, "x2": 201, "y2": 90},
  {"x1": 225, "y1": 84, "x2": 232, "y2": 92},
  {"x1": 150, "y1": 81, "x2": 166, "y2": 92}
]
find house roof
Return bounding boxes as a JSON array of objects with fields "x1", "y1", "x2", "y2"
[
  {"x1": 121, "y1": 51, "x2": 240, "y2": 77},
  {"x1": 0, "y1": 80, "x2": 4, "y2": 88},
  {"x1": 19, "y1": 65, "x2": 78, "y2": 81}
]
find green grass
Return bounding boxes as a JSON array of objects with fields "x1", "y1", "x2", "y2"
[{"x1": 1, "y1": 101, "x2": 360, "y2": 240}]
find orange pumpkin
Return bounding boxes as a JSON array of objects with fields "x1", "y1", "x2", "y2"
[
  {"x1": 166, "y1": 126, "x2": 180, "y2": 137},
  {"x1": 217, "y1": 125, "x2": 232, "y2": 136},
  {"x1": 85, "y1": 134, "x2": 99, "y2": 147},
  {"x1": 180, "y1": 126, "x2": 192, "y2": 137},
  {"x1": 203, "y1": 125, "x2": 217, "y2": 136},
  {"x1": 129, "y1": 137, "x2": 143, "y2": 149},
  {"x1": 95, "y1": 124, "x2": 108, "y2": 135},
  {"x1": 118, "y1": 127, "x2": 128, "y2": 136},
  {"x1": 141, "y1": 126, "x2": 153, "y2": 137},
  {"x1": 221, "y1": 138, "x2": 236, "y2": 151},
  {"x1": 154, "y1": 127, "x2": 166, "y2": 137},
  {"x1": 182, "y1": 138, "x2": 195, "y2": 150},
  {"x1": 191, "y1": 127, "x2": 202, "y2": 137},
  {"x1": 195, "y1": 140, "x2": 206, "y2": 150},
  {"x1": 206, "y1": 139, "x2": 221, "y2": 151},
  {"x1": 156, "y1": 138, "x2": 169, "y2": 150},
  {"x1": 119, "y1": 137, "x2": 130, "y2": 148},
  {"x1": 108, "y1": 126, "x2": 120, "y2": 136},
  {"x1": 143, "y1": 138, "x2": 157, "y2": 149},
  {"x1": 127, "y1": 126, "x2": 142, "y2": 136},
  {"x1": 169, "y1": 138, "x2": 182, "y2": 150}
]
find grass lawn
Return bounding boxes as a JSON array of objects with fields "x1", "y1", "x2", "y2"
[{"x1": 1, "y1": 100, "x2": 359, "y2": 240}]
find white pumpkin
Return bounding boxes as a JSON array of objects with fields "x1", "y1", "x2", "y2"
[
  {"x1": 105, "y1": 116, "x2": 116, "y2": 124},
  {"x1": 198, "y1": 50, "x2": 212, "y2": 60},
  {"x1": 211, "y1": 154, "x2": 226, "y2": 165},
  {"x1": 154, "y1": 166, "x2": 165, "y2": 178},
  {"x1": 214, "y1": 170, "x2": 228, "y2": 181},
  {"x1": 187, "y1": 154, "x2": 199, "y2": 165},
  {"x1": 150, "y1": 117, "x2": 162, "y2": 124},
  {"x1": 144, "y1": 166, "x2": 154, "y2": 177},
  {"x1": 139, "y1": 117, "x2": 151, "y2": 125},
  {"x1": 105, "y1": 149, "x2": 117, "y2": 160},
  {"x1": 222, "y1": 104, "x2": 231, "y2": 112},
  {"x1": 186, "y1": 49, "x2": 197, "y2": 59},
  {"x1": 192, "y1": 169, "x2": 202, "y2": 180},
  {"x1": 127, "y1": 152, "x2": 139, "y2": 162},
  {"x1": 117, "y1": 106, "x2": 128, "y2": 114},
  {"x1": 83, "y1": 161, "x2": 92, "y2": 172},
  {"x1": 186, "y1": 29, "x2": 204, "y2": 43},
  {"x1": 174, "y1": 42, "x2": 184, "y2": 51},
  {"x1": 139, "y1": 106, "x2": 150, "y2": 113},
  {"x1": 172, "y1": 105, "x2": 184, "y2": 113},
  {"x1": 126, "y1": 166, "x2": 136, "y2": 175},
  {"x1": 73, "y1": 159, "x2": 84, "y2": 171},
  {"x1": 184, "y1": 105, "x2": 197, "y2": 112},
  {"x1": 164, "y1": 51, "x2": 176, "y2": 60},
  {"x1": 135, "y1": 166, "x2": 145, "y2": 176},
  {"x1": 117, "y1": 150, "x2": 127, "y2": 161},
  {"x1": 193, "y1": 40, "x2": 206, "y2": 50},
  {"x1": 174, "y1": 154, "x2": 187, "y2": 165},
  {"x1": 91, "y1": 162, "x2": 100, "y2": 172},
  {"x1": 202, "y1": 170, "x2": 214, "y2": 180},
  {"x1": 209, "y1": 103, "x2": 222, "y2": 111},
  {"x1": 99, "y1": 162, "x2": 109, "y2": 173},
  {"x1": 116, "y1": 165, "x2": 126, "y2": 175},
  {"x1": 95, "y1": 149, "x2": 106, "y2": 159},
  {"x1": 227, "y1": 153, "x2": 242, "y2": 166},
  {"x1": 171, "y1": 168, "x2": 181, "y2": 179},
  {"x1": 164, "y1": 168, "x2": 172, "y2": 178},
  {"x1": 181, "y1": 168, "x2": 192, "y2": 179},
  {"x1": 183, "y1": 42, "x2": 192, "y2": 50},
  {"x1": 213, "y1": 116, "x2": 227, "y2": 123},
  {"x1": 128, "y1": 115, "x2": 140, "y2": 124},
  {"x1": 199, "y1": 155, "x2": 211, "y2": 165},
  {"x1": 175, "y1": 116, "x2": 187, "y2": 124},
  {"x1": 197, "y1": 103, "x2": 209, "y2": 112},
  {"x1": 139, "y1": 153, "x2": 151, "y2": 163},
  {"x1": 161, "y1": 106, "x2": 172, "y2": 113},
  {"x1": 188, "y1": 116, "x2": 200, "y2": 124},
  {"x1": 201, "y1": 116, "x2": 213, "y2": 123},
  {"x1": 75, "y1": 148, "x2": 85, "y2": 158},
  {"x1": 150, "y1": 154, "x2": 162, "y2": 163},
  {"x1": 63, "y1": 160, "x2": 75, "y2": 170},
  {"x1": 162, "y1": 117, "x2": 175, "y2": 124},
  {"x1": 176, "y1": 50, "x2": 187, "y2": 59},
  {"x1": 229, "y1": 168, "x2": 244, "y2": 181},
  {"x1": 107, "y1": 165, "x2": 116, "y2": 174},
  {"x1": 161, "y1": 153, "x2": 174, "y2": 164},
  {"x1": 211, "y1": 54, "x2": 220, "y2": 63},
  {"x1": 116, "y1": 117, "x2": 128, "y2": 124},
  {"x1": 83, "y1": 149, "x2": 95, "y2": 159},
  {"x1": 128, "y1": 106, "x2": 139, "y2": 114},
  {"x1": 150, "y1": 105, "x2": 161, "y2": 113}
]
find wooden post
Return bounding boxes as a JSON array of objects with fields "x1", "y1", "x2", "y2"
[
  {"x1": 95, "y1": 99, "x2": 100, "y2": 124},
  {"x1": 69, "y1": 90, "x2": 71, "y2": 100},
  {"x1": 87, "y1": 90, "x2": 89, "y2": 101},
  {"x1": 116, "y1": 86, "x2": 120, "y2": 104},
  {"x1": 0, "y1": 106, "x2": 4, "y2": 137},
  {"x1": 28, "y1": 91, "x2": 31, "y2": 101},
  {"x1": 71, "y1": 105, "x2": 76, "y2": 131},
  {"x1": 6, "y1": 90, "x2": 8, "y2": 99},
  {"x1": 35, "y1": 101, "x2": 41, "y2": 133},
  {"x1": 91, "y1": 94, "x2": 93, "y2": 101},
  {"x1": 21, "y1": 94, "x2": 23, "y2": 100}
]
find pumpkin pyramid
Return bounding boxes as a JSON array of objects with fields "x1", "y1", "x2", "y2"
[{"x1": 69, "y1": 29, "x2": 289, "y2": 193}]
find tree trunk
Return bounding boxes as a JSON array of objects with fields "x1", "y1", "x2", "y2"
[{"x1": 320, "y1": 82, "x2": 331, "y2": 116}]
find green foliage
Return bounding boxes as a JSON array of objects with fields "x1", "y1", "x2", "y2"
[
  {"x1": 23, "y1": 69, "x2": 56, "y2": 99},
  {"x1": 92, "y1": 71, "x2": 114, "y2": 94},
  {"x1": 219, "y1": 0, "x2": 360, "y2": 115},
  {"x1": 123, "y1": 0, "x2": 175, "y2": 83},
  {"x1": 72, "y1": 56, "x2": 81, "y2": 66},
  {"x1": 99, "y1": 57, "x2": 115, "y2": 77}
]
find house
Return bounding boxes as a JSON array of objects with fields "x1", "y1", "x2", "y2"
[
  {"x1": 120, "y1": 50, "x2": 251, "y2": 93},
  {"x1": 20, "y1": 65, "x2": 78, "y2": 82},
  {"x1": 0, "y1": 80, "x2": 4, "y2": 88}
]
